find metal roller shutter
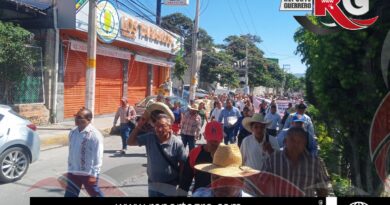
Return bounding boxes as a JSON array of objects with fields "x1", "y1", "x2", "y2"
[
  {"x1": 95, "y1": 56, "x2": 123, "y2": 115},
  {"x1": 64, "y1": 50, "x2": 86, "y2": 118},
  {"x1": 64, "y1": 50, "x2": 123, "y2": 118},
  {"x1": 127, "y1": 60, "x2": 148, "y2": 106}
]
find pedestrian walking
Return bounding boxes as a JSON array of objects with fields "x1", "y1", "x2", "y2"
[
  {"x1": 234, "y1": 107, "x2": 252, "y2": 147},
  {"x1": 127, "y1": 113, "x2": 187, "y2": 197},
  {"x1": 283, "y1": 102, "x2": 315, "y2": 138},
  {"x1": 113, "y1": 98, "x2": 136, "y2": 154},
  {"x1": 180, "y1": 104, "x2": 202, "y2": 151},
  {"x1": 264, "y1": 104, "x2": 281, "y2": 137},
  {"x1": 192, "y1": 144, "x2": 259, "y2": 197},
  {"x1": 64, "y1": 107, "x2": 104, "y2": 197},
  {"x1": 210, "y1": 101, "x2": 223, "y2": 121},
  {"x1": 277, "y1": 114, "x2": 318, "y2": 156},
  {"x1": 178, "y1": 121, "x2": 223, "y2": 196},
  {"x1": 262, "y1": 127, "x2": 331, "y2": 196},
  {"x1": 218, "y1": 99, "x2": 241, "y2": 144},
  {"x1": 128, "y1": 102, "x2": 175, "y2": 139},
  {"x1": 171, "y1": 101, "x2": 182, "y2": 135},
  {"x1": 240, "y1": 113, "x2": 280, "y2": 171}
]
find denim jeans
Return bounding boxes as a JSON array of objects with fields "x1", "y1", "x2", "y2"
[
  {"x1": 224, "y1": 126, "x2": 236, "y2": 145},
  {"x1": 181, "y1": 134, "x2": 195, "y2": 151},
  {"x1": 64, "y1": 173, "x2": 104, "y2": 197},
  {"x1": 120, "y1": 123, "x2": 131, "y2": 150}
]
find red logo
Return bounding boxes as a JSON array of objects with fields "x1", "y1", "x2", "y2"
[
  {"x1": 281, "y1": 0, "x2": 379, "y2": 32},
  {"x1": 314, "y1": 0, "x2": 378, "y2": 30}
]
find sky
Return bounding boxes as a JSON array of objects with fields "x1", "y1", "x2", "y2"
[{"x1": 138, "y1": 0, "x2": 311, "y2": 74}]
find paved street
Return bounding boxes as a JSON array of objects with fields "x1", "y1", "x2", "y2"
[{"x1": 0, "y1": 135, "x2": 149, "y2": 205}]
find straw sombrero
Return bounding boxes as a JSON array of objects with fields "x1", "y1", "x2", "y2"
[
  {"x1": 188, "y1": 104, "x2": 199, "y2": 111},
  {"x1": 242, "y1": 113, "x2": 271, "y2": 132},
  {"x1": 195, "y1": 144, "x2": 259, "y2": 177},
  {"x1": 145, "y1": 102, "x2": 175, "y2": 123}
]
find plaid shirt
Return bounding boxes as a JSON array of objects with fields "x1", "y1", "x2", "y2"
[{"x1": 180, "y1": 111, "x2": 201, "y2": 136}]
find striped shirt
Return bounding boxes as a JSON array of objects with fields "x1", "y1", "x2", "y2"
[
  {"x1": 261, "y1": 150, "x2": 330, "y2": 196},
  {"x1": 67, "y1": 124, "x2": 104, "y2": 177},
  {"x1": 180, "y1": 111, "x2": 201, "y2": 136}
]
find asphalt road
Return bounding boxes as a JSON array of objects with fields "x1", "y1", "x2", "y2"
[{"x1": 0, "y1": 135, "x2": 149, "y2": 205}]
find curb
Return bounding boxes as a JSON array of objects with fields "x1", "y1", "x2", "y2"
[{"x1": 40, "y1": 128, "x2": 115, "y2": 151}]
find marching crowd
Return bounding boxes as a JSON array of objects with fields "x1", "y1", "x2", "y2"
[{"x1": 63, "y1": 93, "x2": 332, "y2": 197}]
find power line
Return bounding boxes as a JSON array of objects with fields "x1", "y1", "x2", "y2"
[
  {"x1": 200, "y1": 0, "x2": 210, "y2": 16},
  {"x1": 130, "y1": 0, "x2": 156, "y2": 17},
  {"x1": 235, "y1": 0, "x2": 251, "y2": 34},
  {"x1": 244, "y1": 0, "x2": 259, "y2": 38},
  {"x1": 227, "y1": 0, "x2": 244, "y2": 35},
  {"x1": 119, "y1": 0, "x2": 155, "y2": 22}
]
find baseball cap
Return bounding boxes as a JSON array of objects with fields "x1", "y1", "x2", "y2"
[
  {"x1": 204, "y1": 121, "x2": 223, "y2": 143},
  {"x1": 292, "y1": 114, "x2": 305, "y2": 123}
]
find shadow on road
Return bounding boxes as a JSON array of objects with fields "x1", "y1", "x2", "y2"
[{"x1": 104, "y1": 150, "x2": 146, "y2": 158}]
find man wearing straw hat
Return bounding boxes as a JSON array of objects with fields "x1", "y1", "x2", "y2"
[
  {"x1": 127, "y1": 102, "x2": 175, "y2": 139},
  {"x1": 180, "y1": 104, "x2": 202, "y2": 151},
  {"x1": 192, "y1": 144, "x2": 259, "y2": 197},
  {"x1": 178, "y1": 121, "x2": 223, "y2": 196},
  {"x1": 127, "y1": 113, "x2": 187, "y2": 197},
  {"x1": 240, "y1": 113, "x2": 280, "y2": 171}
]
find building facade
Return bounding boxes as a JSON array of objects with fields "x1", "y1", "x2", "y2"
[{"x1": 1, "y1": 0, "x2": 180, "y2": 123}]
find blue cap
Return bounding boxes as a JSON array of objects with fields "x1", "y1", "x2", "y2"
[{"x1": 292, "y1": 114, "x2": 305, "y2": 123}]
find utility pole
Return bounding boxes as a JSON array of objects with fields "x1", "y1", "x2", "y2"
[
  {"x1": 245, "y1": 43, "x2": 249, "y2": 86},
  {"x1": 146, "y1": 0, "x2": 163, "y2": 96},
  {"x1": 189, "y1": 0, "x2": 200, "y2": 101},
  {"x1": 156, "y1": 0, "x2": 162, "y2": 25},
  {"x1": 242, "y1": 42, "x2": 250, "y2": 95},
  {"x1": 86, "y1": 0, "x2": 97, "y2": 115},
  {"x1": 282, "y1": 64, "x2": 290, "y2": 96}
]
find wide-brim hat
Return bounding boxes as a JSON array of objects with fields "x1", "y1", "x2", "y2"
[
  {"x1": 242, "y1": 113, "x2": 272, "y2": 132},
  {"x1": 145, "y1": 102, "x2": 175, "y2": 123},
  {"x1": 188, "y1": 104, "x2": 199, "y2": 111},
  {"x1": 194, "y1": 144, "x2": 259, "y2": 178}
]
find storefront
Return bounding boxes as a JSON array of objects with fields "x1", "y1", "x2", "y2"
[{"x1": 59, "y1": 0, "x2": 180, "y2": 119}]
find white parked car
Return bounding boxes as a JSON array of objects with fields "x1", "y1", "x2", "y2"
[{"x1": 0, "y1": 105, "x2": 40, "y2": 183}]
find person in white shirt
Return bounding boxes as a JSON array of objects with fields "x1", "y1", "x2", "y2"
[
  {"x1": 65, "y1": 107, "x2": 104, "y2": 197},
  {"x1": 240, "y1": 113, "x2": 280, "y2": 171},
  {"x1": 264, "y1": 104, "x2": 281, "y2": 137},
  {"x1": 210, "y1": 101, "x2": 223, "y2": 121},
  {"x1": 235, "y1": 95, "x2": 245, "y2": 112}
]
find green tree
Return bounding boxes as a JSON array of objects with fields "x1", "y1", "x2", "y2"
[
  {"x1": 161, "y1": 13, "x2": 214, "y2": 81},
  {"x1": 200, "y1": 51, "x2": 239, "y2": 88},
  {"x1": 223, "y1": 34, "x2": 270, "y2": 87},
  {"x1": 294, "y1": 4, "x2": 390, "y2": 195},
  {"x1": 0, "y1": 21, "x2": 35, "y2": 104},
  {"x1": 173, "y1": 55, "x2": 188, "y2": 81}
]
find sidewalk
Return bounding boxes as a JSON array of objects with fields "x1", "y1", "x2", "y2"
[{"x1": 37, "y1": 115, "x2": 115, "y2": 151}]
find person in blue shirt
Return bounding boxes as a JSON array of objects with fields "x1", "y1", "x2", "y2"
[
  {"x1": 218, "y1": 99, "x2": 242, "y2": 145},
  {"x1": 234, "y1": 107, "x2": 252, "y2": 147},
  {"x1": 277, "y1": 114, "x2": 318, "y2": 156}
]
